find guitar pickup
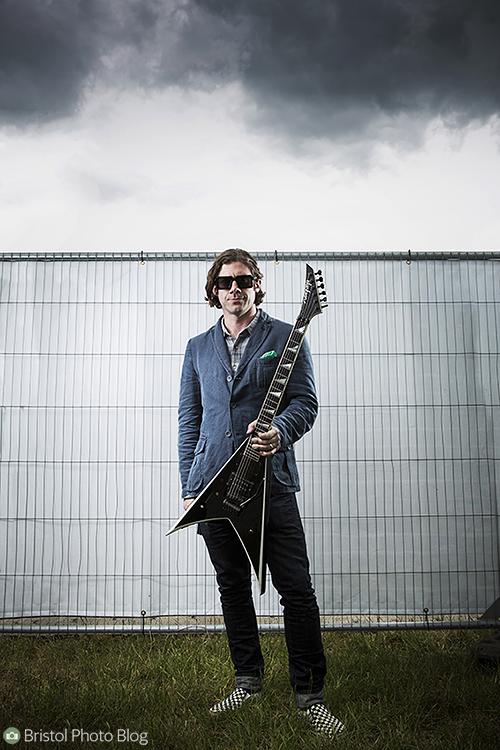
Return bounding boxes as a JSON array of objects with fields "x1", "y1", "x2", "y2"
[{"x1": 222, "y1": 472, "x2": 255, "y2": 514}]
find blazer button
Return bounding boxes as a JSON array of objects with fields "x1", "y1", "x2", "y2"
[
  {"x1": 230, "y1": 402, "x2": 236, "y2": 409},
  {"x1": 226, "y1": 431, "x2": 232, "y2": 437},
  {"x1": 227, "y1": 375, "x2": 232, "y2": 382}
]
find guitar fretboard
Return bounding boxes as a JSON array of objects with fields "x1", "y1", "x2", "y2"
[{"x1": 240, "y1": 317, "x2": 310, "y2": 464}]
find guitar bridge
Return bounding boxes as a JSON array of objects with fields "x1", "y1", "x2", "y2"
[{"x1": 222, "y1": 498, "x2": 243, "y2": 515}]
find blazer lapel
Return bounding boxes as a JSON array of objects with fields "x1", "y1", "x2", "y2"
[
  {"x1": 236, "y1": 311, "x2": 272, "y2": 378},
  {"x1": 212, "y1": 310, "x2": 273, "y2": 379},
  {"x1": 213, "y1": 318, "x2": 233, "y2": 376}
]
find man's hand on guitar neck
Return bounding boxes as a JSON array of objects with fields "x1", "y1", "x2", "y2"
[{"x1": 247, "y1": 420, "x2": 281, "y2": 457}]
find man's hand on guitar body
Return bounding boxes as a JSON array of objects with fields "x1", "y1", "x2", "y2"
[
  {"x1": 181, "y1": 422, "x2": 279, "y2": 512},
  {"x1": 247, "y1": 420, "x2": 280, "y2": 457}
]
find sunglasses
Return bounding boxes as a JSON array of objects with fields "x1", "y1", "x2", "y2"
[{"x1": 214, "y1": 274, "x2": 256, "y2": 290}]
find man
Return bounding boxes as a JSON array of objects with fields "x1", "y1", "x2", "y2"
[{"x1": 178, "y1": 249, "x2": 345, "y2": 739}]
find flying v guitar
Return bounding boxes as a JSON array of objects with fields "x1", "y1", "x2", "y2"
[{"x1": 166, "y1": 264, "x2": 328, "y2": 594}]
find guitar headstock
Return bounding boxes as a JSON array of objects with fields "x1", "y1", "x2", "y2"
[{"x1": 300, "y1": 264, "x2": 328, "y2": 322}]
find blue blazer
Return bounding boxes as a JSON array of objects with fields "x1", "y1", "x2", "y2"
[{"x1": 178, "y1": 309, "x2": 318, "y2": 498}]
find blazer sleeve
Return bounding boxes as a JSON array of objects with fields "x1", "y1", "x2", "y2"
[
  {"x1": 177, "y1": 339, "x2": 202, "y2": 495},
  {"x1": 272, "y1": 336, "x2": 318, "y2": 448}
]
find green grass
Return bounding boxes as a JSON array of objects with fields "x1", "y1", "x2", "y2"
[{"x1": 1, "y1": 630, "x2": 499, "y2": 749}]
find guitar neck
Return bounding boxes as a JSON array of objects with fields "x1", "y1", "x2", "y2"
[{"x1": 254, "y1": 316, "x2": 310, "y2": 435}]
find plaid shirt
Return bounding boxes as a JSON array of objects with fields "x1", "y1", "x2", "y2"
[{"x1": 222, "y1": 309, "x2": 261, "y2": 372}]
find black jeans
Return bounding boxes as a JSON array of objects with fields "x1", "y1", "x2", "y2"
[{"x1": 199, "y1": 488, "x2": 326, "y2": 702}]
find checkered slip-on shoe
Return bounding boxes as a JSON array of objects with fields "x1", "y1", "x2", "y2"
[
  {"x1": 209, "y1": 687, "x2": 261, "y2": 714},
  {"x1": 300, "y1": 703, "x2": 346, "y2": 739}
]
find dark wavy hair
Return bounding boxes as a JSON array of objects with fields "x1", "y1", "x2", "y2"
[{"x1": 205, "y1": 249, "x2": 266, "y2": 309}]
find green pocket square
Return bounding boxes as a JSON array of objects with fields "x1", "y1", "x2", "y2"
[{"x1": 260, "y1": 350, "x2": 277, "y2": 359}]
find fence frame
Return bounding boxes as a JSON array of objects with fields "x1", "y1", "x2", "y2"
[{"x1": 1, "y1": 251, "x2": 499, "y2": 633}]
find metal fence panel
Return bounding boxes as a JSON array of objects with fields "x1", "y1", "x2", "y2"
[{"x1": 0, "y1": 252, "x2": 499, "y2": 632}]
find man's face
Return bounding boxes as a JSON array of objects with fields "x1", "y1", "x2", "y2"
[{"x1": 214, "y1": 261, "x2": 261, "y2": 319}]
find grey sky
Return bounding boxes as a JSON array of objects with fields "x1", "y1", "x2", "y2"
[
  {"x1": 1, "y1": 0, "x2": 499, "y2": 253},
  {"x1": 2, "y1": 0, "x2": 499, "y2": 143}
]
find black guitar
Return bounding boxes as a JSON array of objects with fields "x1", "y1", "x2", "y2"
[{"x1": 166, "y1": 264, "x2": 328, "y2": 594}]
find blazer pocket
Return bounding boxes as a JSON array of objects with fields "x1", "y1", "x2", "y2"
[
  {"x1": 252, "y1": 358, "x2": 278, "y2": 389},
  {"x1": 187, "y1": 435, "x2": 207, "y2": 492},
  {"x1": 194, "y1": 435, "x2": 207, "y2": 456}
]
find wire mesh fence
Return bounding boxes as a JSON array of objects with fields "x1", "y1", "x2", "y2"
[{"x1": 0, "y1": 251, "x2": 499, "y2": 633}]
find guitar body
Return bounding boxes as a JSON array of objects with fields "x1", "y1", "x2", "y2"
[
  {"x1": 167, "y1": 264, "x2": 327, "y2": 596},
  {"x1": 167, "y1": 438, "x2": 271, "y2": 594}
]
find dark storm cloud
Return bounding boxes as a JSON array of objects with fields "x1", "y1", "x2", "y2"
[
  {"x1": 0, "y1": 0, "x2": 92, "y2": 119},
  {"x1": 1, "y1": 0, "x2": 499, "y2": 141},
  {"x1": 0, "y1": 0, "x2": 163, "y2": 122},
  {"x1": 198, "y1": 0, "x2": 500, "y2": 113},
  {"x1": 188, "y1": 0, "x2": 500, "y2": 139}
]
